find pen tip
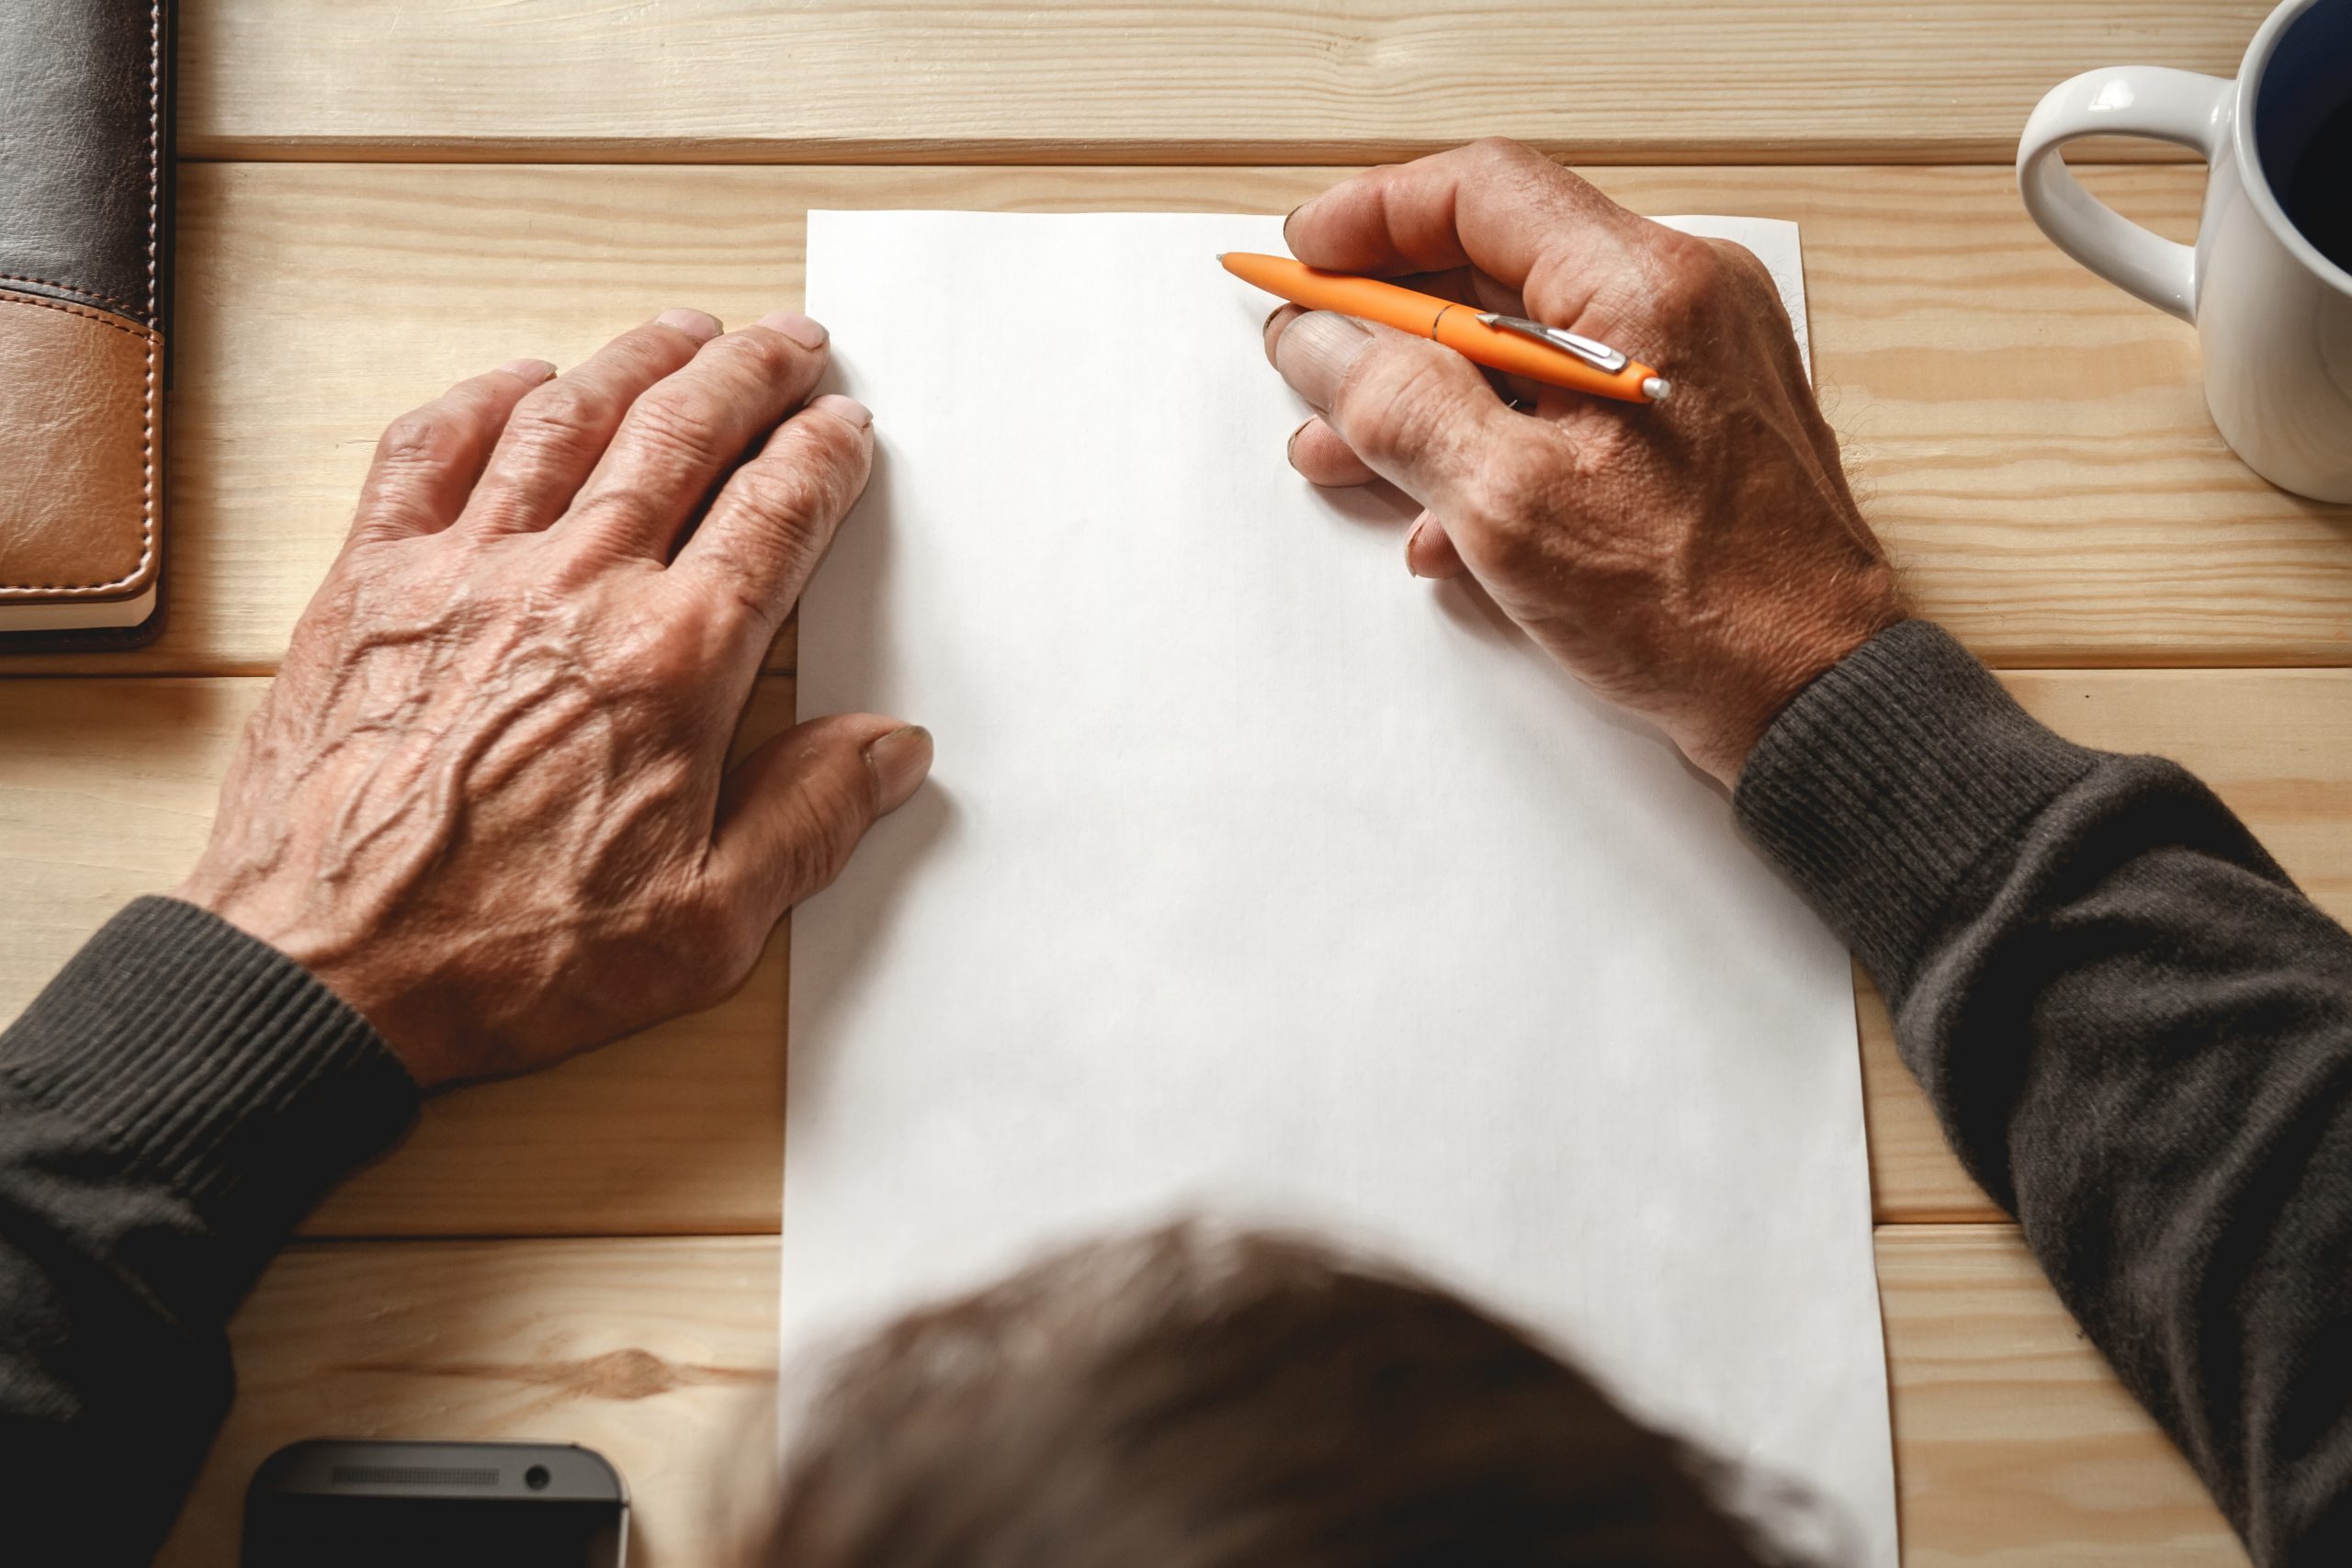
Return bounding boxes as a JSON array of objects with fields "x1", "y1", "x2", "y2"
[
  {"x1": 1215, "y1": 252, "x2": 1228, "y2": 262},
  {"x1": 1642, "y1": 376, "x2": 1674, "y2": 403}
]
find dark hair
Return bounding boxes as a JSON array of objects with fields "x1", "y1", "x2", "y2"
[{"x1": 764, "y1": 1222, "x2": 1773, "y2": 1568}]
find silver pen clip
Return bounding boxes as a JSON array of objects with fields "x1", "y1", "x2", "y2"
[{"x1": 1476, "y1": 313, "x2": 1630, "y2": 375}]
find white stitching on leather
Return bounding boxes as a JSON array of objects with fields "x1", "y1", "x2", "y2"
[
  {"x1": 140, "y1": 0, "x2": 159, "y2": 592},
  {"x1": 0, "y1": 294, "x2": 162, "y2": 594},
  {"x1": 0, "y1": 293, "x2": 148, "y2": 342},
  {"x1": 0, "y1": 274, "x2": 145, "y2": 317},
  {"x1": 144, "y1": 0, "x2": 158, "y2": 321}
]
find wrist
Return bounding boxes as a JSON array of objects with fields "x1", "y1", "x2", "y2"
[
  {"x1": 1731, "y1": 620, "x2": 2096, "y2": 993},
  {"x1": 1702, "y1": 594, "x2": 1907, "y2": 790},
  {"x1": 0, "y1": 897, "x2": 419, "y2": 1237},
  {"x1": 170, "y1": 867, "x2": 443, "y2": 1085}
]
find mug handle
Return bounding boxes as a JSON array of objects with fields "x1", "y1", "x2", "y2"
[{"x1": 2016, "y1": 66, "x2": 2233, "y2": 322}]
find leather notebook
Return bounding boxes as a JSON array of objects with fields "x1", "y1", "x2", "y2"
[{"x1": 0, "y1": 0, "x2": 174, "y2": 649}]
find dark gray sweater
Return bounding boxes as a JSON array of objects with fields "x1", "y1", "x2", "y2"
[{"x1": 2, "y1": 620, "x2": 2346, "y2": 1562}]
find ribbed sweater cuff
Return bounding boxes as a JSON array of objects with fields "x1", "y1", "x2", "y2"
[
  {"x1": 1733, "y1": 620, "x2": 2099, "y2": 994},
  {"x1": 0, "y1": 896, "x2": 418, "y2": 1239}
]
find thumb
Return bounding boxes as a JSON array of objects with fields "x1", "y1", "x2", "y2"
[
  {"x1": 709, "y1": 714, "x2": 933, "y2": 921},
  {"x1": 1269, "y1": 310, "x2": 1518, "y2": 516}
]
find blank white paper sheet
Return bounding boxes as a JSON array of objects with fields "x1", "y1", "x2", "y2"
[{"x1": 786, "y1": 210, "x2": 1893, "y2": 1564}]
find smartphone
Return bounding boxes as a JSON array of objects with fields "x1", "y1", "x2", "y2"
[{"x1": 242, "y1": 1439, "x2": 628, "y2": 1567}]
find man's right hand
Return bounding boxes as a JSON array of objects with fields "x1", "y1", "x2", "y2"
[{"x1": 1263, "y1": 139, "x2": 1904, "y2": 785}]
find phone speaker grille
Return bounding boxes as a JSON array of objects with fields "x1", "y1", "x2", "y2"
[{"x1": 330, "y1": 1464, "x2": 502, "y2": 1488}]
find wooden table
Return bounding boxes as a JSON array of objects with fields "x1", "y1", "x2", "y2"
[{"x1": 0, "y1": 3, "x2": 2329, "y2": 1562}]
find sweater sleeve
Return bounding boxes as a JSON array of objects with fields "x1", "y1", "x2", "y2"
[
  {"x1": 1735, "y1": 620, "x2": 2352, "y2": 1567},
  {"x1": 0, "y1": 896, "x2": 418, "y2": 1564}
]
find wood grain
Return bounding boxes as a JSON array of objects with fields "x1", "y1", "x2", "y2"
[
  {"x1": 0, "y1": 677, "x2": 797, "y2": 1238},
  {"x1": 153, "y1": 1226, "x2": 2242, "y2": 1566},
  {"x1": 17, "y1": 161, "x2": 2345, "y2": 679},
  {"x1": 177, "y1": 1, "x2": 2265, "y2": 165},
  {"x1": 157, "y1": 1236, "x2": 782, "y2": 1568},
  {"x1": 1879, "y1": 1224, "x2": 2245, "y2": 1565},
  {"x1": 10, "y1": 668, "x2": 2350, "y2": 1234}
]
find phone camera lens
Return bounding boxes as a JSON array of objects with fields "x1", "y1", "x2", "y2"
[{"x1": 524, "y1": 1465, "x2": 552, "y2": 1491}]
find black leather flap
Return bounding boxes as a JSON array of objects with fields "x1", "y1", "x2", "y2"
[{"x1": 0, "y1": 0, "x2": 171, "y2": 330}]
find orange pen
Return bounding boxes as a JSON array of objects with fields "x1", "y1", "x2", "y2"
[{"x1": 1220, "y1": 252, "x2": 1671, "y2": 405}]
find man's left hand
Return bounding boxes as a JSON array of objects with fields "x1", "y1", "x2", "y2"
[{"x1": 176, "y1": 308, "x2": 928, "y2": 1089}]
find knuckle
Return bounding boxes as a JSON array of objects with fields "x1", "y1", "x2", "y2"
[
  {"x1": 1341, "y1": 347, "x2": 1460, "y2": 463},
  {"x1": 1469, "y1": 440, "x2": 1563, "y2": 527},
  {"x1": 625, "y1": 388, "x2": 732, "y2": 469},
  {"x1": 618, "y1": 617, "x2": 710, "y2": 695},
  {"x1": 729, "y1": 465, "x2": 830, "y2": 550},
  {"x1": 1647, "y1": 231, "x2": 1733, "y2": 316},
  {"x1": 582, "y1": 592, "x2": 708, "y2": 699},
  {"x1": 787, "y1": 411, "x2": 871, "y2": 491},
  {"x1": 373, "y1": 409, "x2": 463, "y2": 471},
  {"x1": 1710, "y1": 235, "x2": 1773, "y2": 293},
  {"x1": 1469, "y1": 135, "x2": 1538, "y2": 173},
  {"x1": 614, "y1": 321, "x2": 704, "y2": 374},
  {"x1": 568, "y1": 479, "x2": 676, "y2": 538},
  {"x1": 506, "y1": 380, "x2": 611, "y2": 461},
  {"x1": 778, "y1": 793, "x2": 865, "y2": 899},
  {"x1": 713, "y1": 422, "x2": 866, "y2": 555},
  {"x1": 1476, "y1": 138, "x2": 1587, "y2": 209},
  {"x1": 1682, "y1": 231, "x2": 1738, "y2": 283},
  {"x1": 725, "y1": 324, "x2": 806, "y2": 381}
]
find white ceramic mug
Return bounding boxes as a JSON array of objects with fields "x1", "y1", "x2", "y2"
[{"x1": 2018, "y1": 0, "x2": 2352, "y2": 502}]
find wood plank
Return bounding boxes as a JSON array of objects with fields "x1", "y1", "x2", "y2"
[
  {"x1": 17, "y1": 161, "x2": 2342, "y2": 679},
  {"x1": 1866, "y1": 669, "x2": 2352, "y2": 1224},
  {"x1": 178, "y1": 1, "x2": 2263, "y2": 165},
  {"x1": 0, "y1": 677, "x2": 796, "y2": 1238},
  {"x1": 157, "y1": 1236, "x2": 781, "y2": 1568},
  {"x1": 1880, "y1": 1224, "x2": 2245, "y2": 1565},
  {"x1": 156, "y1": 1226, "x2": 2243, "y2": 1564},
  {"x1": 1860, "y1": 969, "x2": 1987, "y2": 1221}
]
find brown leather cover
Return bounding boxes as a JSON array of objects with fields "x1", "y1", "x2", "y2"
[
  {"x1": 0, "y1": 293, "x2": 160, "y2": 606},
  {"x1": 0, "y1": 0, "x2": 173, "y2": 650}
]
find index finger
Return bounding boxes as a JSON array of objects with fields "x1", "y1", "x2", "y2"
[
  {"x1": 1284, "y1": 138, "x2": 1632, "y2": 295},
  {"x1": 673, "y1": 392, "x2": 876, "y2": 645}
]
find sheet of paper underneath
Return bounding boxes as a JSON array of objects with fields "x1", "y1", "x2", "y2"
[{"x1": 786, "y1": 210, "x2": 1890, "y2": 1564}]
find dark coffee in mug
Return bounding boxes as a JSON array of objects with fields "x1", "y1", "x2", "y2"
[
  {"x1": 2279, "y1": 96, "x2": 2352, "y2": 272},
  {"x1": 2255, "y1": 0, "x2": 2352, "y2": 277}
]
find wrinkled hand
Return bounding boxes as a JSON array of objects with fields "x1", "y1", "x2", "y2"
[
  {"x1": 176, "y1": 309, "x2": 930, "y2": 1089},
  {"x1": 1265, "y1": 140, "x2": 1903, "y2": 784}
]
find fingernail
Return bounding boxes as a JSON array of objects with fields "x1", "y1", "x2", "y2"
[
  {"x1": 1277, "y1": 311, "x2": 1372, "y2": 401},
  {"x1": 1283, "y1": 198, "x2": 1312, "y2": 247},
  {"x1": 655, "y1": 307, "x2": 723, "y2": 341},
  {"x1": 865, "y1": 725, "x2": 933, "y2": 815},
  {"x1": 499, "y1": 357, "x2": 555, "y2": 381},
  {"x1": 1405, "y1": 516, "x2": 1427, "y2": 576},
  {"x1": 1261, "y1": 302, "x2": 1300, "y2": 368},
  {"x1": 811, "y1": 392, "x2": 873, "y2": 429},
  {"x1": 759, "y1": 310, "x2": 829, "y2": 351}
]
